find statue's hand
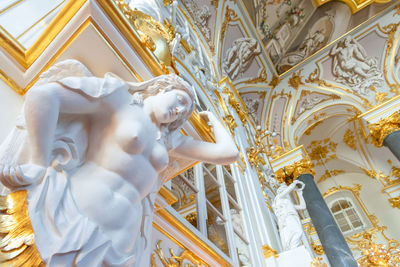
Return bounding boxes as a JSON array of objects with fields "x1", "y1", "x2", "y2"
[
  {"x1": 0, "y1": 164, "x2": 46, "y2": 188},
  {"x1": 293, "y1": 180, "x2": 305, "y2": 191}
]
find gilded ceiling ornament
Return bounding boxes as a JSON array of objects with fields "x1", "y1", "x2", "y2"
[
  {"x1": 274, "y1": 157, "x2": 315, "y2": 184},
  {"x1": 305, "y1": 68, "x2": 331, "y2": 88},
  {"x1": 368, "y1": 111, "x2": 400, "y2": 147},
  {"x1": 269, "y1": 74, "x2": 280, "y2": 88},
  {"x1": 381, "y1": 22, "x2": 400, "y2": 95},
  {"x1": 343, "y1": 128, "x2": 357, "y2": 150},
  {"x1": 306, "y1": 138, "x2": 337, "y2": 166},
  {"x1": 262, "y1": 244, "x2": 279, "y2": 259},
  {"x1": 151, "y1": 240, "x2": 205, "y2": 267},
  {"x1": 375, "y1": 92, "x2": 389, "y2": 104},
  {"x1": 389, "y1": 196, "x2": 400, "y2": 209},
  {"x1": 317, "y1": 169, "x2": 345, "y2": 183},
  {"x1": 0, "y1": 190, "x2": 44, "y2": 267},
  {"x1": 243, "y1": 69, "x2": 268, "y2": 84},
  {"x1": 221, "y1": 6, "x2": 237, "y2": 42},
  {"x1": 304, "y1": 112, "x2": 327, "y2": 136},
  {"x1": 288, "y1": 69, "x2": 304, "y2": 90}
]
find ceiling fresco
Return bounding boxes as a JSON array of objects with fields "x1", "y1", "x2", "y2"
[{"x1": 242, "y1": 0, "x2": 394, "y2": 74}]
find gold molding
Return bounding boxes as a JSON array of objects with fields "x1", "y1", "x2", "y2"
[
  {"x1": 313, "y1": 0, "x2": 391, "y2": 14},
  {"x1": 151, "y1": 240, "x2": 206, "y2": 267},
  {"x1": 368, "y1": 111, "x2": 400, "y2": 147},
  {"x1": 274, "y1": 157, "x2": 315, "y2": 184},
  {"x1": 98, "y1": 0, "x2": 165, "y2": 76},
  {"x1": 0, "y1": 0, "x2": 86, "y2": 69},
  {"x1": 262, "y1": 244, "x2": 279, "y2": 259},
  {"x1": 159, "y1": 186, "x2": 178, "y2": 206},
  {"x1": 154, "y1": 209, "x2": 232, "y2": 267}
]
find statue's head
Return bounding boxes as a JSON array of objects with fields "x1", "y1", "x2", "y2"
[{"x1": 130, "y1": 74, "x2": 196, "y2": 131}]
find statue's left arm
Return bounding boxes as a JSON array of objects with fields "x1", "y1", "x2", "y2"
[{"x1": 169, "y1": 111, "x2": 239, "y2": 165}]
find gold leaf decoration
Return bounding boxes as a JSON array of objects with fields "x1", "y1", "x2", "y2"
[
  {"x1": 152, "y1": 240, "x2": 205, "y2": 267},
  {"x1": 0, "y1": 190, "x2": 44, "y2": 266},
  {"x1": 317, "y1": 169, "x2": 345, "y2": 183},
  {"x1": 288, "y1": 69, "x2": 304, "y2": 90},
  {"x1": 343, "y1": 129, "x2": 357, "y2": 150},
  {"x1": 368, "y1": 112, "x2": 400, "y2": 147},
  {"x1": 306, "y1": 139, "x2": 338, "y2": 166}
]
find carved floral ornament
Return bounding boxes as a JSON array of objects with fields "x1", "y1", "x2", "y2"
[
  {"x1": 368, "y1": 112, "x2": 400, "y2": 147},
  {"x1": 274, "y1": 157, "x2": 315, "y2": 184}
]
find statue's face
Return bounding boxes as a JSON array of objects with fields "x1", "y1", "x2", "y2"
[{"x1": 150, "y1": 89, "x2": 192, "y2": 125}]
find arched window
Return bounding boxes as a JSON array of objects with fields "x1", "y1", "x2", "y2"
[
  {"x1": 324, "y1": 188, "x2": 371, "y2": 237},
  {"x1": 330, "y1": 198, "x2": 363, "y2": 234}
]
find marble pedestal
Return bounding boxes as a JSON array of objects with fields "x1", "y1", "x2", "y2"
[{"x1": 277, "y1": 246, "x2": 312, "y2": 267}]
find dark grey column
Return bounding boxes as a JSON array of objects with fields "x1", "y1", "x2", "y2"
[
  {"x1": 383, "y1": 131, "x2": 400, "y2": 161},
  {"x1": 298, "y1": 173, "x2": 358, "y2": 267}
]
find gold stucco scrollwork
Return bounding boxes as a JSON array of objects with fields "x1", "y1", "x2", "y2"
[
  {"x1": 262, "y1": 244, "x2": 279, "y2": 259},
  {"x1": 151, "y1": 240, "x2": 205, "y2": 267},
  {"x1": 389, "y1": 196, "x2": 400, "y2": 209},
  {"x1": 288, "y1": 69, "x2": 304, "y2": 90},
  {"x1": 0, "y1": 190, "x2": 44, "y2": 266},
  {"x1": 368, "y1": 112, "x2": 400, "y2": 147},
  {"x1": 223, "y1": 88, "x2": 247, "y2": 124},
  {"x1": 223, "y1": 115, "x2": 237, "y2": 135},
  {"x1": 275, "y1": 157, "x2": 315, "y2": 184}
]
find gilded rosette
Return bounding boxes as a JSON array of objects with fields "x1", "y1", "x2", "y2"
[
  {"x1": 368, "y1": 112, "x2": 400, "y2": 147},
  {"x1": 0, "y1": 190, "x2": 44, "y2": 266},
  {"x1": 275, "y1": 158, "x2": 315, "y2": 184}
]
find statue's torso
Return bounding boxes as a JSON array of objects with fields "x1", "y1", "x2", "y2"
[{"x1": 69, "y1": 102, "x2": 169, "y2": 253}]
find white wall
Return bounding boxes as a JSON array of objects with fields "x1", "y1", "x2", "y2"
[{"x1": 0, "y1": 80, "x2": 23, "y2": 142}]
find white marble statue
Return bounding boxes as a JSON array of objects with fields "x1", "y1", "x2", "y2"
[
  {"x1": 330, "y1": 35, "x2": 383, "y2": 95},
  {"x1": 0, "y1": 59, "x2": 238, "y2": 266},
  {"x1": 272, "y1": 180, "x2": 306, "y2": 251},
  {"x1": 223, "y1": 38, "x2": 262, "y2": 80}
]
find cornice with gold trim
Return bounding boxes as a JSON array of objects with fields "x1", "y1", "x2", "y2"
[
  {"x1": 274, "y1": 157, "x2": 315, "y2": 184},
  {"x1": 368, "y1": 111, "x2": 400, "y2": 147}
]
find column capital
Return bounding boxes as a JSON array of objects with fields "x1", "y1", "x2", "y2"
[
  {"x1": 275, "y1": 157, "x2": 315, "y2": 184},
  {"x1": 368, "y1": 112, "x2": 400, "y2": 147}
]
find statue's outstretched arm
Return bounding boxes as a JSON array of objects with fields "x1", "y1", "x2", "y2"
[{"x1": 170, "y1": 111, "x2": 239, "y2": 165}]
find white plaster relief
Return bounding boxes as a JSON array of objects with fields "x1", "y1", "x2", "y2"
[
  {"x1": 183, "y1": 0, "x2": 212, "y2": 41},
  {"x1": 223, "y1": 38, "x2": 262, "y2": 80},
  {"x1": 330, "y1": 35, "x2": 384, "y2": 96}
]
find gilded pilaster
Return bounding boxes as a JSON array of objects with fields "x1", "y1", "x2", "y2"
[{"x1": 368, "y1": 112, "x2": 400, "y2": 147}]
